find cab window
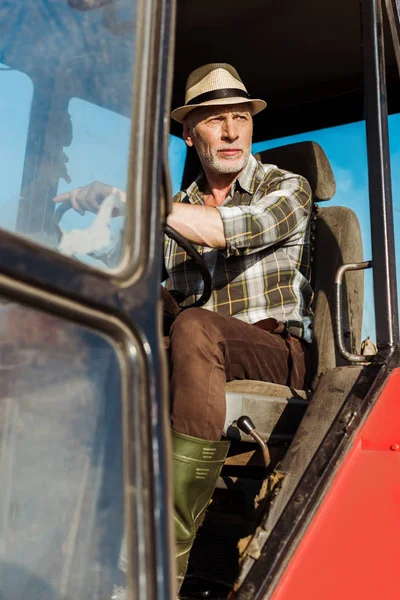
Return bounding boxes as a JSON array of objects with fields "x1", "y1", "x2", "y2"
[
  {"x1": 0, "y1": 0, "x2": 137, "y2": 270},
  {"x1": 0, "y1": 299, "x2": 124, "y2": 598},
  {"x1": 252, "y1": 117, "x2": 397, "y2": 344}
]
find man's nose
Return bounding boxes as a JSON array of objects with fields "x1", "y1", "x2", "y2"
[{"x1": 222, "y1": 117, "x2": 239, "y2": 141}]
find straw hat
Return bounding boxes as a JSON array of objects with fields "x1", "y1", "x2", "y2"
[{"x1": 171, "y1": 63, "x2": 267, "y2": 124}]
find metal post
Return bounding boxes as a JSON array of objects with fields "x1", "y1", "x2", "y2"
[
  {"x1": 361, "y1": 0, "x2": 399, "y2": 349},
  {"x1": 384, "y1": 0, "x2": 400, "y2": 75}
]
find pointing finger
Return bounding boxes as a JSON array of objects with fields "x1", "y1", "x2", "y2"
[{"x1": 53, "y1": 192, "x2": 72, "y2": 203}]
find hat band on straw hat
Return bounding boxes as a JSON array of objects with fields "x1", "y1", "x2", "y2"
[{"x1": 187, "y1": 88, "x2": 250, "y2": 106}]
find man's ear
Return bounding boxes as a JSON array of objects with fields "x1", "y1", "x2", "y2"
[{"x1": 183, "y1": 120, "x2": 194, "y2": 148}]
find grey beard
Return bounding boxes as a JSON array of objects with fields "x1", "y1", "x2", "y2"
[{"x1": 201, "y1": 148, "x2": 250, "y2": 175}]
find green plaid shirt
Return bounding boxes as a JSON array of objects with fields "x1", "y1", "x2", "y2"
[{"x1": 164, "y1": 155, "x2": 313, "y2": 342}]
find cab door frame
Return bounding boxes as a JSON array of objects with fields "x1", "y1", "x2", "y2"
[{"x1": 0, "y1": 0, "x2": 176, "y2": 598}]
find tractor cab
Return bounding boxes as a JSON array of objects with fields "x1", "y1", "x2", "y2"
[
  {"x1": 0, "y1": 1, "x2": 399, "y2": 600},
  {"x1": 176, "y1": 137, "x2": 367, "y2": 598}
]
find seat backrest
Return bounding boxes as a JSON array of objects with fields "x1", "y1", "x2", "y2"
[
  {"x1": 256, "y1": 142, "x2": 364, "y2": 385},
  {"x1": 311, "y1": 205, "x2": 364, "y2": 381}
]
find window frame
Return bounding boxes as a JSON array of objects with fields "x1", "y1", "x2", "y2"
[{"x1": 0, "y1": 0, "x2": 176, "y2": 598}]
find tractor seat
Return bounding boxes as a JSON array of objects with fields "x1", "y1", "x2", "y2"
[{"x1": 223, "y1": 141, "x2": 364, "y2": 443}]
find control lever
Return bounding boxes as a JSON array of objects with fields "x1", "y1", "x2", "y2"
[{"x1": 237, "y1": 415, "x2": 271, "y2": 468}]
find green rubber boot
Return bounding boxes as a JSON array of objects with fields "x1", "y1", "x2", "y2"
[{"x1": 172, "y1": 430, "x2": 230, "y2": 593}]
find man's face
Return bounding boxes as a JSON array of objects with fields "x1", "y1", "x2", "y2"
[{"x1": 183, "y1": 103, "x2": 253, "y2": 176}]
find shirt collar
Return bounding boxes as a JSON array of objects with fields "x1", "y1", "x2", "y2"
[
  {"x1": 235, "y1": 154, "x2": 258, "y2": 194},
  {"x1": 186, "y1": 172, "x2": 204, "y2": 199},
  {"x1": 185, "y1": 154, "x2": 258, "y2": 200}
]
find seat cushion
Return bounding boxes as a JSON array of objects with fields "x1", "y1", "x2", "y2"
[
  {"x1": 224, "y1": 380, "x2": 310, "y2": 443},
  {"x1": 225, "y1": 380, "x2": 308, "y2": 398}
]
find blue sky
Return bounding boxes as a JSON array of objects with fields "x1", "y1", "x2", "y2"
[{"x1": 2, "y1": 63, "x2": 400, "y2": 342}]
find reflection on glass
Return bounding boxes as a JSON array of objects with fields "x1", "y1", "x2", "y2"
[
  {"x1": 0, "y1": 68, "x2": 33, "y2": 232},
  {"x1": 0, "y1": 0, "x2": 137, "y2": 269},
  {"x1": 0, "y1": 302, "x2": 125, "y2": 599},
  {"x1": 55, "y1": 99, "x2": 130, "y2": 268}
]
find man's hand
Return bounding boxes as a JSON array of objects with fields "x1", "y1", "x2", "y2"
[{"x1": 53, "y1": 181, "x2": 126, "y2": 215}]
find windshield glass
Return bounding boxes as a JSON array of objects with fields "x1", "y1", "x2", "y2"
[{"x1": 0, "y1": 0, "x2": 137, "y2": 269}]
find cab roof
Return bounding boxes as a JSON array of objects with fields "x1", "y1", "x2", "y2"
[{"x1": 171, "y1": 0, "x2": 399, "y2": 140}]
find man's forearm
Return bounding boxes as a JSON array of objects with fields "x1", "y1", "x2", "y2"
[{"x1": 167, "y1": 203, "x2": 226, "y2": 249}]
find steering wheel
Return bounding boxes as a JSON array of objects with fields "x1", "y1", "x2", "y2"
[
  {"x1": 52, "y1": 200, "x2": 212, "y2": 311},
  {"x1": 163, "y1": 224, "x2": 212, "y2": 310}
]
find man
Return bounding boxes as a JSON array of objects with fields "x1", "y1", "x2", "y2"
[{"x1": 54, "y1": 63, "x2": 313, "y2": 592}]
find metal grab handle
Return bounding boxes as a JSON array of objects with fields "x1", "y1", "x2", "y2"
[
  {"x1": 237, "y1": 415, "x2": 271, "y2": 468},
  {"x1": 334, "y1": 261, "x2": 373, "y2": 362}
]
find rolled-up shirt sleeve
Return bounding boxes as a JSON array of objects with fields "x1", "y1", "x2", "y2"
[{"x1": 216, "y1": 172, "x2": 312, "y2": 257}]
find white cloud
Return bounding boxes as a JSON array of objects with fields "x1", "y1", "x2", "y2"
[{"x1": 333, "y1": 166, "x2": 354, "y2": 194}]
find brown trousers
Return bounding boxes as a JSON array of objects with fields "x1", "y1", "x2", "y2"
[{"x1": 169, "y1": 308, "x2": 310, "y2": 441}]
